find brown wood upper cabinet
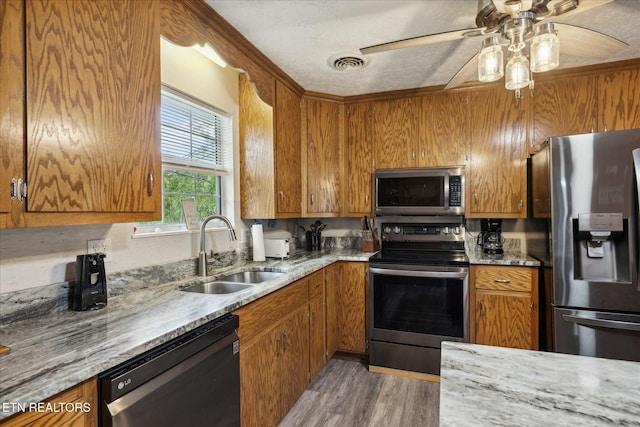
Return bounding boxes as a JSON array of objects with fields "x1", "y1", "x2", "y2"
[
  {"x1": 530, "y1": 75, "x2": 597, "y2": 154},
  {"x1": 467, "y1": 87, "x2": 529, "y2": 218},
  {"x1": 345, "y1": 102, "x2": 374, "y2": 216},
  {"x1": 1, "y1": 0, "x2": 161, "y2": 228},
  {"x1": 598, "y1": 68, "x2": 640, "y2": 132},
  {"x1": 418, "y1": 91, "x2": 470, "y2": 168},
  {"x1": 373, "y1": 97, "x2": 419, "y2": 169},
  {"x1": 240, "y1": 75, "x2": 302, "y2": 219},
  {"x1": 302, "y1": 97, "x2": 343, "y2": 216}
]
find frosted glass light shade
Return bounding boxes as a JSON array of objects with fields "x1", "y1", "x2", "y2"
[
  {"x1": 478, "y1": 37, "x2": 504, "y2": 82},
  {"x1": 531, "y1": 26, "x2": 559, "y2": 73},
  {"x1": 505, "y1": 53, "x2": 530, "y2": 90}
]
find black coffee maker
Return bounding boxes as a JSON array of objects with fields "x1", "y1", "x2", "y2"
[
  {"x1": 477, "y1": 219, "x2": 504, "y2": 255},
  {"x1": 73, "y1": 253, "x2": 108, "y2": 311}
]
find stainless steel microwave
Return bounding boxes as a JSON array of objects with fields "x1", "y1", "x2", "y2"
[{"x1": 374, "y1": 167, "x2": 465, "y2": 216}]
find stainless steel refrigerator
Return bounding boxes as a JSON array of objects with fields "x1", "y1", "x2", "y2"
[{"x1": 549, "y1": 129, "x2": 640, "y2": 362}]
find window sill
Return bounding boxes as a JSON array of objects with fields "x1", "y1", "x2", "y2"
[{"x1": 131, "y1": 226, "x2": 230, "y2": 240}]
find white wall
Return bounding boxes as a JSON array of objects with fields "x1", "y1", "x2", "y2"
[{"x1": 0, "y1": 40, "x2": 244, "y2": 295}]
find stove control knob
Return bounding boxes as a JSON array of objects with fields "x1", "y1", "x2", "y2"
[
  {"x1": 443, "y1": 226, "x2": 450, "y2": 235},
  {"x1": 393, "y1": 226, "x2": 402, "y2": 234},
  {"x1": 383, "y1": 226, "x2": 391, "y2": 235},
  {"x1": 453, "y1": 226, "x2": 461, "y2": 235}
]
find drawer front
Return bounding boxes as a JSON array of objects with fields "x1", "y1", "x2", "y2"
[
  {"x1": 234, "y1": 278, "x2": 307, "y2": 343},
  {"x1": 474, "y1": 265, "x2": 533, "y2": 292},
  {"x1": 308, "y1": 270, "x2": 324, "y2": 299}
]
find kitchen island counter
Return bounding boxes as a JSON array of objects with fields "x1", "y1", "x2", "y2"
[
  {"x1": 0, "y1": 250, "x2": 372, "y2": 420},
  {"x1": 440, "y1": 342, "x2": 640, "y2": 426}
]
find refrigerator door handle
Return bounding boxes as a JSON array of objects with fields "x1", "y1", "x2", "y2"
[
  {"x1": 562, "y1": 314, "x2": 640, "y2": 332},
  {"x1": 633, "y1": 148, "x2": 640, "y2": 286}
]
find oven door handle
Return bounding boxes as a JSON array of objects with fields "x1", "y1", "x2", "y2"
[
  {"x1": 561, "y1": 314, "x2": 640, "y2": 332},
  {"x1": 369, "y1": 267, "x2": 468, "y2": 279}
]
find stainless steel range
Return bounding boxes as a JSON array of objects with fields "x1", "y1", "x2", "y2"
[{"x1": 368, "y1": 216, "x2": 469, "y2": 376}]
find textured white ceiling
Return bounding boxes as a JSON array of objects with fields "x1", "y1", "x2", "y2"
[{"x1": 206, "y1": 0, "x2": 640, "y2": 96}]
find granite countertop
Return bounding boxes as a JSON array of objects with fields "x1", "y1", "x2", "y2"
[
  {"x1": 440, "y1": 342, "x2": 640, "y2": 427},
  {"x1": 466, "y1": 248, "x2": 541, "y2": 267},
  {"x1": 0, "y1": 249, "x2": 372, "y2": 420}
]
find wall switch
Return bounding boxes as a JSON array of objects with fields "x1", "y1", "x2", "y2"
[{"x1": 87, "y1": 238, "x2": 112, "y2": 262}]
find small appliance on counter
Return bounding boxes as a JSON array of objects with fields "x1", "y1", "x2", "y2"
[
  {"x1": 264, "y1": 238, "x2": 290, "y2": 259},
  {"x1": 73, "y1": 253, "x2": 108, "y2": 311},
  {"x1": 477, "y1": 218, "x2": 504, "y2": 255},
  {"x1": 304, "y1": 220, "x2": 325, "y2": 251}
]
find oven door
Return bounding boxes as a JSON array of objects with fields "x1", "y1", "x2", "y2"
[{"x1": 369, "y1": 264, "x2": 469, "y2": 348}]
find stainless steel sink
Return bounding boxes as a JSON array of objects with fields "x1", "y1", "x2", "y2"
[
  {"x1": 218, "y1": 271, "x2": 284, "y2": 284},
  {"x1": 182, "y1": 281, "x2": 254, "y2": 295}
]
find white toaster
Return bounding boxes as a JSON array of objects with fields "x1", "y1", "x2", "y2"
[{"x1": 264, "y1": 238, "x2": 290, "y2": 259}]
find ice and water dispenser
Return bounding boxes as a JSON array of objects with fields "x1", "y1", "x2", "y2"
[{"x1": 573, "y1": 213, "x2": 631, "y2": 283}]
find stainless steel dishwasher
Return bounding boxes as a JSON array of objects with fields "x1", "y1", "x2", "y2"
[{"x1": 99, "y1": 314, "x2": 240, "y2": 427}]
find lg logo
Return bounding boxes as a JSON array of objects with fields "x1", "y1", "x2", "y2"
[{"x1": 117, "y1": 378, "x2": 132, "y2": 390}]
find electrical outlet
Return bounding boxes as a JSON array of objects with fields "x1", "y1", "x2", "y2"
[{"x1": 87, "y1": 238, "x2": 112, "y2": 262}]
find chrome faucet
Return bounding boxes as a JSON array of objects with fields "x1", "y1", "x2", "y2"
[{"x1": 198, "y1": 215, "x2": 237, "y2": 277}]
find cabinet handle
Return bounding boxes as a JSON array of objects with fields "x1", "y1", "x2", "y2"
[
  {"x1": 412, "y1": 150, "x2": 415, "y2": 160},
  {"x1": 282, "y1": 332, "x2": 288, "y2": 352},
  {"x1": 147, "y1": 173, "x2": 154, "y2": 196},
  {"x1": 276, "y1": 337, "x2": 281, "y2": 357},
  {"x1": 494, "y1": 279, "x2": 511, "y2": 283},
  {"x1": 310, "y1": 194, "x2": 314, "y2": 205},
  {"x1": 530, "y1": 301, "x2": 535, "y2": 311},
  {"x1": 604, "y1": 125, "x2": 608, "y2": 132},
  {"x1": 365, "y1": 194, "x2": 369, "y2": 205},
  {"x1": 421, "y1": 148, "x2": 425, "y2": 159},
  {"x1": 313, "y1": 282, "x2": 321, "y2": 290},
  {"x1": 480, "y1": 300, "x2": 486, "y2": 317},
  {"x1": 519, "y1": 200, "x2": 523, "y2": 210},
  {"x1": 591, "y1": 125, "x2": 595, "y2": 133}
]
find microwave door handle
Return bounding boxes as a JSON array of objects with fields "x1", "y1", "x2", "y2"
[
  {"x1": 444, "y1": 174, "x2": 450, "y2": 210},
  {"x1": 369, "y1": 267, "x2": 468, "y2": 280},
  {"x1": 561, "y1": 314, "x2": 640, "y2": 332},
  {"x1": 633, "y1": 148, "x2": 640, "y2": 286}
]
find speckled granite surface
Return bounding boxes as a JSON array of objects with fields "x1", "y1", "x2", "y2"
[
  {"x1": 440, "y1": 342, "x2": 640, "y2": 427},
  {"x1": 0, "y1": 249, "x2": 373, "y2": 420},
  {"x1": 466, "y1": 248, "x2": 541, "y2": 266}
]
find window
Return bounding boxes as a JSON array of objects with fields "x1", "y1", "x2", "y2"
[{"x1": 138, "y1": 85, "x2": 232, "y2": 232}]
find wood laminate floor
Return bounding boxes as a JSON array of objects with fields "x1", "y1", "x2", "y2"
[{"x1": 280, "y1": 359, "x2": 440, "y2": 427}]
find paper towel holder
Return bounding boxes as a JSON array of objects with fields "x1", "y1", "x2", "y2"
[{"x1": 252, "y1": 223, "x2": 266, "y2": 262}]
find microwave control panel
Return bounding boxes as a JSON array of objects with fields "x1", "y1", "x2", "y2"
[{"x1": 449, "y1": 176, "x2": 462, "y2": 207}]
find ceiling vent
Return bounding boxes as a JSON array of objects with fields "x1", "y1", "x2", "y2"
[{"x1": 330, "y1": 54, "x2": 368, "y2": 71}]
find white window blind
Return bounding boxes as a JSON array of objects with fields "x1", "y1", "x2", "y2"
[{"x1": 160, "y1": 86, "x2": 232, "y2": 173}]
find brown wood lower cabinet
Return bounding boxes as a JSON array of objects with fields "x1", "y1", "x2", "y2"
[
  {"x1": 0, "y1": 377, "x2": 97, "y2": 427},
  {"x1": 234, "y1": 276, "x2": 311, "y2": 427},
  {"x1": 326, "y1": 262, "x2": 368, "y2": 355},
  {"x1": 470, "y1": 265, "x2": 539, "y2": 350}
]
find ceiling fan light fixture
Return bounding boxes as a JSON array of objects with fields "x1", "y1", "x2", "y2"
[
  {"x1": 478, "y1": 36, "x2": 504, "y2": 82},
  {"x1": 530, "y1": 23, "x2": 560, "y2": 73},
  {"x1": 505, "y1": 51, "x2": 530, "y2": 90}
]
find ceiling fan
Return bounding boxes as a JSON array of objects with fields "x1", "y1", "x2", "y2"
[{"x1": 360, "y1": 0, "x2": 628, "y2": 93}]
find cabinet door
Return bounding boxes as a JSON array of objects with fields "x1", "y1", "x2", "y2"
[
  {"x1": 26, "y1": 0, "x2": 160, "y2": 214},
  {"x1": 346, "y1": 102, "x2": 373, "y2": 215},
  {"x1": 531, "y1": 75, "x2": 597, "y2": 153},
  {"x1": 305, "y1": 98, "x2": 342, "y2": 214},
  {"x1": 598, "y1": 68, "x2": 640, "y2": 131},
  {"x1": 279, "y1": 306, "x2": 310, "y2": 418},
  {"x1": 0, "y1": 0, "x2": 25, "y2": 228},
  {"x1": 373, "y1": 97, "x2": 418, "y2": 169},
  {"x1": 475, "y1": 291, "x2": 536, "y2": 350},
  {"x1": 337, "y1": 262, "x2": 367, "y2": 353},
  {"x1": 240, "y1": 73, "x2": 276, "y2": 219},
  {"x1": 418, "y1": 91, "x2": 469, "y2": 167},
  {"x1": 240, "y1": 328, "x2": 280, "y2": 427},
  {"x1": 468, "y1": 87, "x2": 528, "y2": 218},
  {"x1": 325, "y1": 264, "x2": 340, "y2": 359},
  {"x1": 275, "y1": 81, "x2": 302, "y2": 216}
]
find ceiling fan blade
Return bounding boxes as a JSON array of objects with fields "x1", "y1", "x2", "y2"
[
  {"x1": 553, "y1": 22, "x2": 628, "y2": 59},
  {"x1": 444, "y1": 52, "x2": 480, "y2": 89},
  {"x1": 360, "y1": 28, "x2": 486, "y2": 55}
]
